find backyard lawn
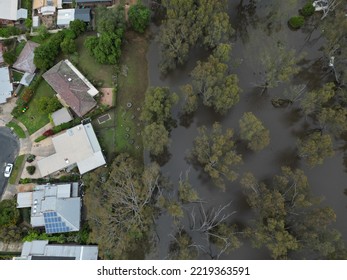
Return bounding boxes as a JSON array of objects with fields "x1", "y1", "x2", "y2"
[
  {"x1": 12, "y1": 70, "x2": 24, "y2": 82},
  {"x1": 17, "y1": 80, "x2": 56, "y2": 134},
  {"x1": 75, "y1": 33, "x2": 114, "y2": 87},
  {"x1": 6, "y1": 121, "x2": 26, "y2": 138},
  {"x1": 92, "y1": 31, "x2": 149, "y2": 161}
]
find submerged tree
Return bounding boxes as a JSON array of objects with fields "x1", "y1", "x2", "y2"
[
  {"x1": 297, "y1": 132, "x2": 334, "y2": 166},
  {"x1": 190, "y1": 122, "x2": 242, "y2": 190},
  {"x1": 241, "y1": 168, "x2": 346, "y2": 259},
  {"x1": 141, "y1": 87, "x2": 179, "y2": 130},
  {"x1": 300, "y1": 83, "x2": 335, "y2": 116},
  {"x1": 143, "y1": 122, "x2": 170, "y2": 156},
  {"x1": 239, "y1": 112, "x2": 270, "y2": 151},
  {"x1": 317, "y1": 106, "x2": 347, "y2": 137},
  {"x1": 158, "y1": 0, "x2": 233, "y2": 73},
  {"x1": 182, "y1": 44, "x2": 241, "y2": 115}
]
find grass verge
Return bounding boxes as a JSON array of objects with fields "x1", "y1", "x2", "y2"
[
  {"x1": 75, "y1": 33, "x2": 114, "y2": 87},
  {"x1": 9, "y1": 155, "x2": 25, "y2": 185},
  {"x1": 6, "y1": 121, "x2": 26, "y2": 138},
  {"x1": 17, "y1": 80, "x2": 56, "y2": 135}
]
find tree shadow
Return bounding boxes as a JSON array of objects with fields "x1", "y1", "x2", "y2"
[
  {"x1": 150, "y1": 147, "x2": 172, "y2": 166},
  {"x1": 179, "y1": 112, "x2": 194, "y2": 128}
]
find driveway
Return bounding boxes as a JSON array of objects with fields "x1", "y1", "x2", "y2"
[{"x1": 0, "y1": 127, "x2": 19, "y2": 198}]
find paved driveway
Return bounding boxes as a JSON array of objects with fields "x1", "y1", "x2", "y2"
[{"x1": 0, "y1": 127, "x2": 19, "y2": 198}]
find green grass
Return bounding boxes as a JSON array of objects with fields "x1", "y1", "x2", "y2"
[
  {"x1": 9, "y1": 155, "x2": 25, "y2": 185},
  {"x1": 12, "y1": 70, "x2": 24, "y2": 82},
  {"x1": 29, "y1": 34, "x2": 51, "y2": 44},
  {"x1": 91, "y1": 31, "x2": 149, "y2": 161},
  {"x1": 14, "y1": 41, "x2": 26, "y2": 57},
  {"x1": 17, "y1": 80, "x2": 56, "y2": 134},
  {"x1": 75, "y1": 33, "x2": 114, "y2": 87},
  {"x1": 6, "y1": 121, "x2": 26, "y2": 138}
]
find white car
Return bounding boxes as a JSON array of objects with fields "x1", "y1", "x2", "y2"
[{"x1": 4, "y1": 163, "x2": 13, "y2": 178}]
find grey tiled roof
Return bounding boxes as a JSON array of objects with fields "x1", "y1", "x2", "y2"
[
  {"x1": 43, "y1": 60, "x2": 97, "y2": 117},
  {"x1": 12, "y1": 41, "x2": 40, "y2": 74}
]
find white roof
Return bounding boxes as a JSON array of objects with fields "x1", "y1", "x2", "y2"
[
  {"x1": 0, "y1": 0, "x2": 18, "y2": 21},
  {"x1": 0, "y1": 67, "x2": 13, "y2": 104},
  {"x1": 64, "y1": 59, "x2": 99, "y2": 96},
  {"x1": 57, "y1": 9, "x2": 75, "y2": 26},
  {"x1": 17, "y1": 192, "x2": 33, "y2": 208},
  {"x1": 33, "y1": 16, "x2": 40, "y2": 27},
  {"x1": 17, "y1": 8, "x2": 28, "y2": 19},
  {"x1": 37, "y1": 123, "x2": 106, "y2": 176},
  {"x1": 40, "y1": 6, "x2": 56, "y2": 15}
]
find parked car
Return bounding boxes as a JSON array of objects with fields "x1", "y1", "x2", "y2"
[{"x1": 4, "y1": 163, "x2": 13, "y2": 178}]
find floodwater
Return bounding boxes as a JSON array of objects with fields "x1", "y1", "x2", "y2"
[{"x1": 146, "y1": 0, "x2": 347, "y2": 259}]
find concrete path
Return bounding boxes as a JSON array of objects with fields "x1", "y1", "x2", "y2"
[
  {"x1": 29, "y1": 122, "x2": 53, "y2": 143},
  {"x1": 0, "y1": 97, "x2": 16, "y2": 127}
]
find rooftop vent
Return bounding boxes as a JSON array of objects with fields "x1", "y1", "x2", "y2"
[
  {"x1": 64, "y1": 158, "x2": 69, "y2": 164},
  {"x1": 68, "y1": 78, "x2": 72, "y2": 82}
]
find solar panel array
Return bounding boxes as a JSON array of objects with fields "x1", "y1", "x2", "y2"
[{"x1": 44, "y1": 212, "x2": 71, "y2": 234}]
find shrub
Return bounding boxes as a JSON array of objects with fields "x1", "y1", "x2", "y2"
[
  {"x1": 26, "y1": 166, "x2": 36, "y2": 175},
  {"x1": 43, "y1": 129, "x2": 54, "y2": 137},
  {"x1": 26, "y1": 154, "x2": 36, "y2": 163},
  {"x1": 300, "y1": 3, "x2": 315, "y2": 17},
  {"x1": 288, "y1": 16, "x2": 305, "y2": 29},
  {"x1": 21, "y1": 88, "x2": 34, "y2": 103},
  {"x1": 34, "y1": 135, "x2": 47, "y2": 142}
]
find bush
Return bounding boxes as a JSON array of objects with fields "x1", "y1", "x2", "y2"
[
  {"x1": 300, "y1": 3, "x2": 315, "y2": 17},
  {"x1": 0, "y1": 26, "x2": 21, "y2": 38},
  {"x1": 26, "y1": 166, "x2": 36, "y2": 175},
  {"x1": 26, "y1": 154, "x2": 36, "y2": 163},
  {"x1": 21, "y1": 88, "x2": 34, "y2": 103},
  {"x1": 34, "y1": 135, "x2": 47, "y2": 142},
  {"x1": 43, "y1": 129, "x2": 54, "y2": 137},
  {"x1": 288, "y1": 16, "x2": 305, "y2": 29}
]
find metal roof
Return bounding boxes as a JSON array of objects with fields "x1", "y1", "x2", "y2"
[
  {"x1": 0, "y1": 67, "x2": 13, "y2": 104},
  {"x1": 57, "y1": 8, "x2": 75, "y2": 26},
  {"x1": 51, "y1": 107, "x2": 73, "y2": 126},
  {"x1": 74, "y1": 8, "x2": 91, "y2": 22},
  {"x1": 37, "y1": 124, "x2": 106, "y2": 176},
  {"x1": 0, "y1": 0, "x2": 19, "y2": 21},
  {"x1": 16, "y1": 183, "x2": 81, "y2": 232},
  {"x1": 20, "y1": 241, "x2": 98, "y2": 260},
  {"x1": 19, "y1": 72, "x2": 35, "y2": 86}
]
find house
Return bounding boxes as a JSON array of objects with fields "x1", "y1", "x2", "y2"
[
  {"x1": 12, "y1": 41, "x2": 40, "y2": 74},
  {"x1": 33, "y1": 0, "x2": 62, "y2": 11},
  {"x1": 16, "y1": 183, "x2": 81, "y2": 233},
  {"x1": 16, "y1": 240, "x2": 98, "y2": 260},
  {"x1": 62, "y1": 0, "x2": 112, "y2": 6},
  {"x1": 57, "y1": 8, "x2": 91, "y2": 27},
  {"x1": 37, "y1": 123, "x2": 106, "y2": 177},
  {"x1": 0, "y1": 0, "x2": 28, "y2": 21},
  {"x1": 51, "y1": 107, "x2": 73, "y2": 126},
  {"x1": 57, "y1": 8, "x2": 75, "y2": 27},
  {"x1": 43, "y1": 59, "x2": 98, "y2": 117},
  {"x1": 0, "y1": 66, "x2": 13, "y2": 104}
]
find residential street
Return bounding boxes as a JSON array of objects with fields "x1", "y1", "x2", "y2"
[{"x1": 0, "y1": 127, "x2": 19, "y2": 198}]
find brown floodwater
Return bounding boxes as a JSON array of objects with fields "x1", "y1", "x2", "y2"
[{"x1": 146, "y1": 0, "x2": 347, "y2": 259}]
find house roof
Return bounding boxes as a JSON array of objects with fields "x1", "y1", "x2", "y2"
[
  {"x1": 19, "y1": 72, "x2": 35, "y2": 86},
  {"x1": 43, "y1": 60, "x2": 98, "y2": 117},
  {"x1": 13, "y1": 41, "x2": 40, "y2": 74},
  {"x1": 0, "y1": 66, "x2": 13, "y2": 104},
  {"x1": 33, "y1": 0, "x2": 62, "y2": 10},
  {"x1": 75, "y1": 8, "x2": 91, "y2": 22},
  {"x1": 37, "y1": 123, "x2": 106, "y2": 176},
  {"x1": 0, "y1": 0, "x2": 18, "y2": 21},
  {"x1": 17, "y1": 183, "x2": 81, "y2": 232},
  {"x1": 57, "y1": 8, "x2": 75, "y2": 26},
  {"x1": 19, "y1": 241, "x2": 98, "y2": 260},
  {"x1": 51, "y1": 107, "x2": 73, "y2": 126}
]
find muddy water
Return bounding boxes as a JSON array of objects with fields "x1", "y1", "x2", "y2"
[{"x1": 146, "y1": 0, "x2": 346, "y2": 259}]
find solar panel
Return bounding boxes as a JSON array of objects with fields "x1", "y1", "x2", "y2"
[{"x1": 44, "y1": 211, "x2": 71, "y2": 234}]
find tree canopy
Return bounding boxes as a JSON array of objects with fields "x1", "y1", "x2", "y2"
[
  {"x1": 190, "y1": 122, "x2": 242, "y2": 190},
  {"x1": 84, "y1": 154, "x2": 166, "y2": 259},
  {"x1": 241, "y1": 167, "x2": 346, "y2": 259},
  {"x1": 158, "y1": 0, "x2": 233, "y2": 73},
  {"x1": 239, "y1": 112, "x2": 270, "y2": 151},
  {"x1": 297, "y1": 132, "x2": 334, "y2": 166},
  {"x1": 128, "y1": 2, "x2": 151, "y2": 33},
  {"x1": 182, "y1": 44, "x2": 241, "y2": 115}
]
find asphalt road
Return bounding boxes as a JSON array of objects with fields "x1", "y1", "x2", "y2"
[{"x1": 0, "y1": 127, "x2": 19, "y2": 198}]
